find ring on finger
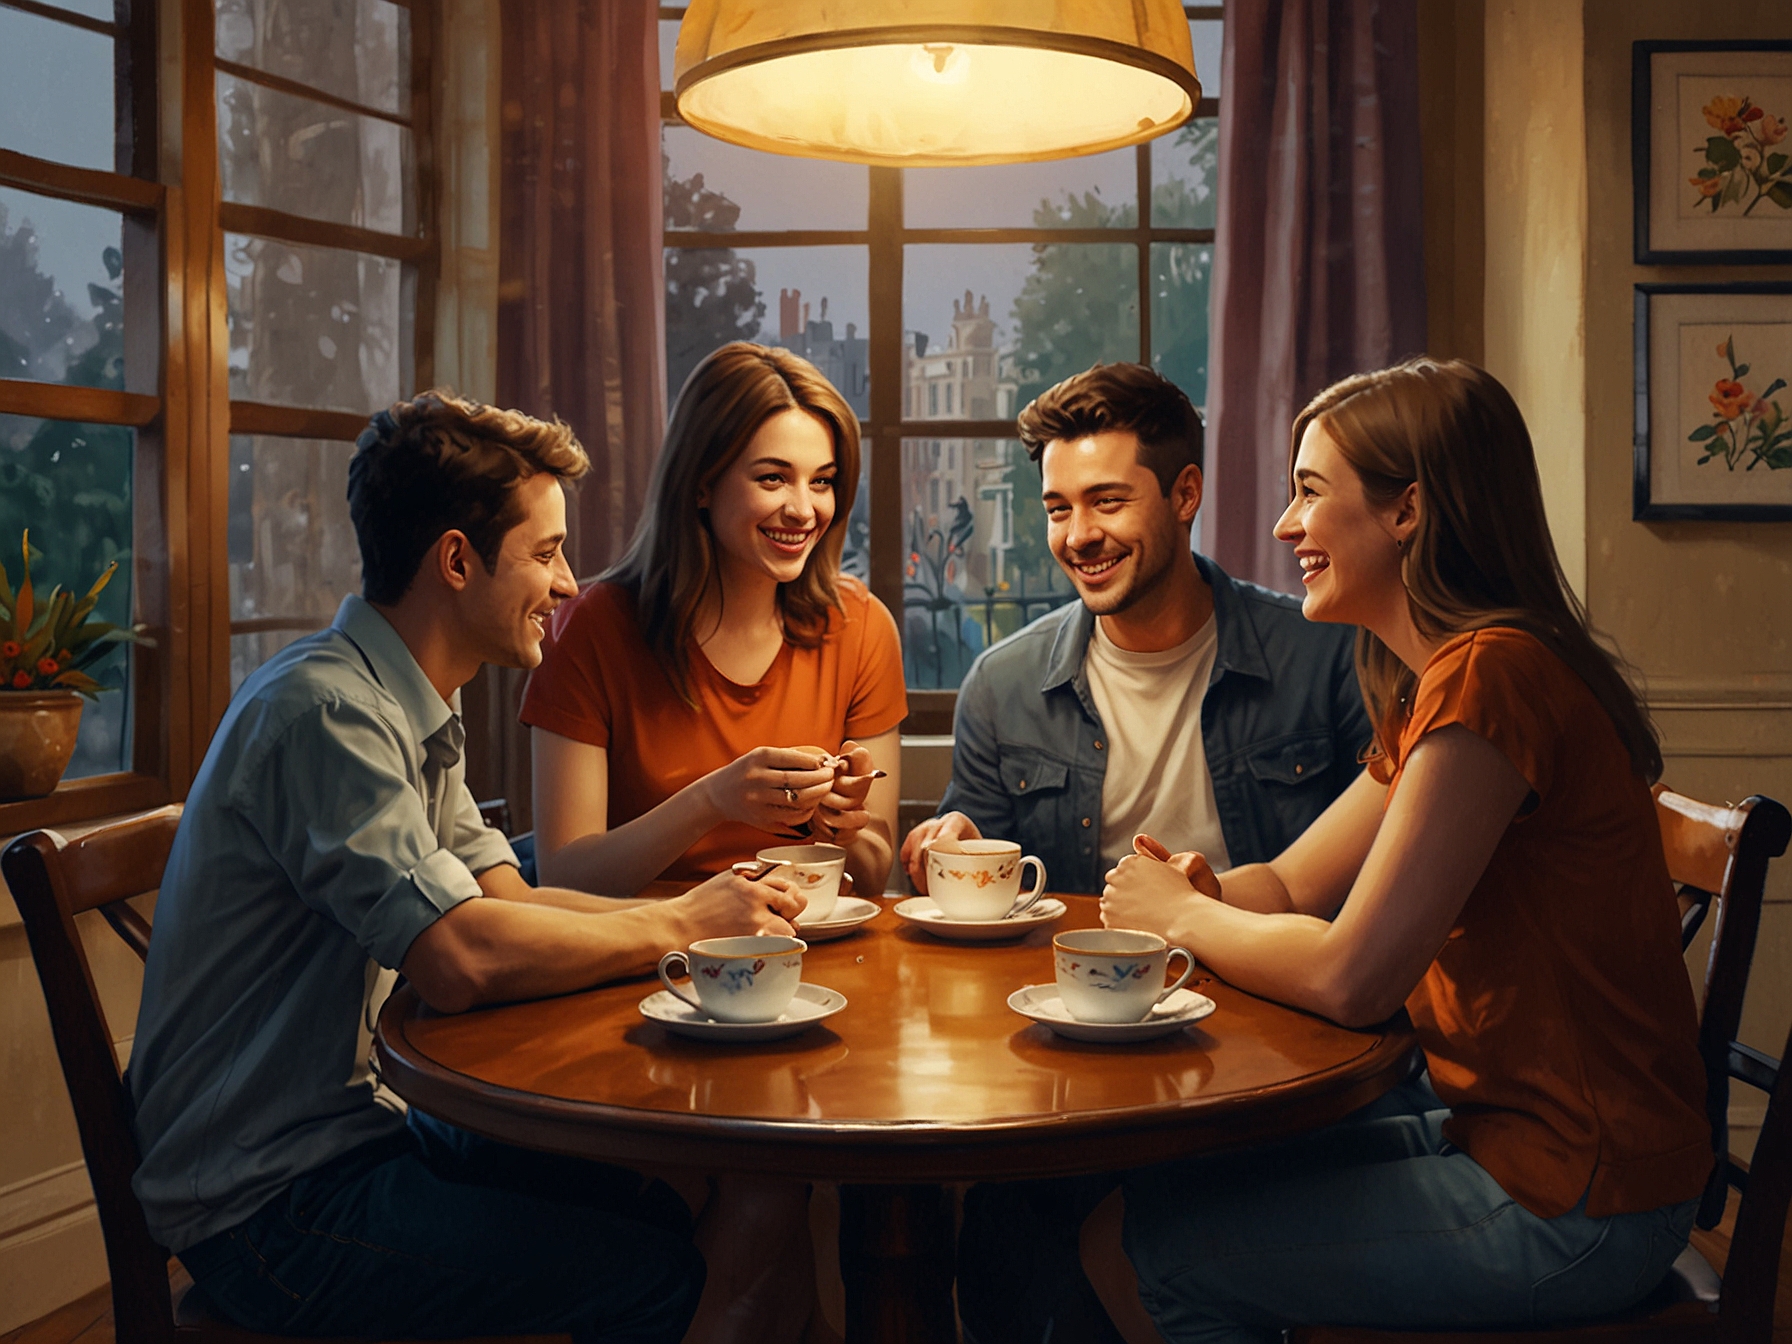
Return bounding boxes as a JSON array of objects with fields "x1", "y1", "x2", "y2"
[{"x1": 784, "y1": 786, "x2": 798, "y2": 804}]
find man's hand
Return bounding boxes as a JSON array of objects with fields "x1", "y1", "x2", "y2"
[
  {"x1": 898, "y1": 811, "x2": 982, "y2": 894},
  {"x1": 673, "y1": 871, "x2": 806, "y2": 938}
]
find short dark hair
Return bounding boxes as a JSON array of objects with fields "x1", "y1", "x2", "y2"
[
  {"x1": 1015, "y1": 363, "x2": 1205, "y2": 492},
  {"x1": 347, "y1": 391, "x2": 590, "y2": 604}
]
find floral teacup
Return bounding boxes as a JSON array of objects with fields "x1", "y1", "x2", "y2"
[
  {"x1": 657, "y1": 935, "x2": 807, "y2": 1023},
  {"x1": 1052, "y1": 929, "x2": 1194, "y2": 1024}
]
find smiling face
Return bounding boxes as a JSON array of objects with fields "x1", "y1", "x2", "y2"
[
  {"x1": 701, "y1": 408, "x2": 838, "y2": 588},
  {"x1": 1273, "y1": 418, "x2": 1412, "y2": 627},
  {"x1": 1040, "y1": 430, "x2": 1197, "y2": 617},
  {"x1": 459, "y1": 470, "x2": 578, "y2": 670}
]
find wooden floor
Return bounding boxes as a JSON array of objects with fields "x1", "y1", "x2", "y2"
[{"x1": 3, "y1": 1194, "x2": 1788, "y2": 1344}]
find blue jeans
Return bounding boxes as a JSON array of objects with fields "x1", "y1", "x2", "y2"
[
  {"x1": 1120, "y1": 1080, "x2": 1698, "y2": 1343},
  {"x1": 178, "y1": 1112, "x2": 704, "y2": 1343}
]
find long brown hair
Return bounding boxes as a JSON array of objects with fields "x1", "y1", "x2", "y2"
[
  {"x1": 1291, "y1": 358, "x2": 1661, "y2": 780},
  {"x1": 604, "y1": 342, "x2": 860, "y2": 704}
]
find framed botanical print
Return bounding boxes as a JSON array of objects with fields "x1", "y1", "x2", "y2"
[
  {"x1": 1635, "y1": 283, "x2": 1792, "y2": 521},
  {"x1": 1634, "y1": 41, "x2": 1792, "y2": 264}
]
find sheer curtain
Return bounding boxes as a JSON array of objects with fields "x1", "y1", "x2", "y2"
[
  {"x1": 467, "y1": 0, "x2": 665, "y2": 831},
  {"x1": 1205, "y1": 0, "x2": 1428, "y2": 594}
]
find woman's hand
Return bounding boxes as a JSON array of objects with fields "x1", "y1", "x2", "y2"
[
  {"x1": 1100, "y1": 848, "x2": 1220, "y2": 939},
  {"x1": 808, "y1": 740, "x2": 881, "y2": 848},
  {"x1": 702, "y1": 746, "x2": 836, "y2": 834}
]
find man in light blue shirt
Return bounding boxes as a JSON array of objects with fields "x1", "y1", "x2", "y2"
[{"x1": 128, "y1": 394, "x2": 804, "y2": 1343}]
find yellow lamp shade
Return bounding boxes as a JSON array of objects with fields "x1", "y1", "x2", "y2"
[{"x1": 673, "y1": 0, "x2": 1203, "y2": 167}]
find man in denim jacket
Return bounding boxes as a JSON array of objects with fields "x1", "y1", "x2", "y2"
[{"x1": 900, "y1": 363, "x2": 1370, "y2": 897}]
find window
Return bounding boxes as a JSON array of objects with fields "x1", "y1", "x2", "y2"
[
  {"x1": 0, "y1": 0, "x2": 437, "y2": 831},
  {"x1": 0, "y1": 0, "x2": 164, "y2": 824},
  {"x1": 215, "y1": 0, "x2": 433, "y2": 690},
  {"x1": 660, "y1": 7, "x2": 1222, "y2": 724}
]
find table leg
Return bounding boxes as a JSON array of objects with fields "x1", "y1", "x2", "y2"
[{"x1": 838, "y1": 1183, "x2": 957, "y2": 1344}]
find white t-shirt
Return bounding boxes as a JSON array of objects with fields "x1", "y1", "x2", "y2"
[{"x1": 1084, "y1": 615, "x2": 1233, "y2": 874}]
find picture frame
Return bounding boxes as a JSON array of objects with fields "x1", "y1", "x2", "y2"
[
  {"x1": 1633, "y1": 40, "x2": 1792, "y2": 265},
  {"x1": 1634, "y1": 283, "x2": 1792, "y2": 521}
]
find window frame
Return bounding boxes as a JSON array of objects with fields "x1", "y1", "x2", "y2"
[
  {"x1": 0, "y1": 0, "x2": 171, "y2": 832},
  {"x1": 658, "y1": 5, "x2": 1221, "y2": 732},
  {"x1": 0, "y1": 0, "x2": 440, "y2": 834}
]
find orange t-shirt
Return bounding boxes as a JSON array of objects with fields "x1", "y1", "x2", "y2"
[
  {"x1": 1371, "y1": 627, "x2": 1710, "y2": 1219},
  {"x1": 518, "y1": 577, "x2": 908, "y2": 881}
]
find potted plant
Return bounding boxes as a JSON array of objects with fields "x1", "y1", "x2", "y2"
[{"x1": 0, "y1": 530, "x2": 147, "y2": 801}]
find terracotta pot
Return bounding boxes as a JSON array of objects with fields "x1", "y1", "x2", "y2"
[{"x1": 0, "y1": 691, "x2": 85, "y2": 801}]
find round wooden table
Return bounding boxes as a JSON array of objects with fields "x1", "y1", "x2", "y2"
[{"x1": 376, "y1": 893, "x2": 1416, "y2": 1343}]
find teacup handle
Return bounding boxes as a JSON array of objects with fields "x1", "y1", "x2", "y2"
[
  {"x1": 1004, "y1": 856, "x2": 1049, "y2": 918},
  {"x1": 1154, "y1": 947, "x2": 1196, "y2": 1007},
  {"x1": 656, "y1": 951, "x2": 706, "y2": 1014}
]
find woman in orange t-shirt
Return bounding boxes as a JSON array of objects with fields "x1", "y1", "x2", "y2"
[
  {"x1": 1059, "y1": 360, "x2": 1711, "y2": 1341},
  {"x1": 522, "y1": 343, "x2": 906, "y2": 897}
]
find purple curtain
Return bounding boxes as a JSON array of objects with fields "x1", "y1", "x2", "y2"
[
  {"x1": 465, "y1": 0, "x2": 665, "y2": 831},
  {"x1": 1205, "y1": 0, "x2": 1427, "y2": 593}
]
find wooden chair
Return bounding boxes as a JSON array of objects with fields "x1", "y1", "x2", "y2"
[
  {"x1": 3, "y1": 807, "x2": 567, "y2": 1344},
  {"x1": 1289, "y1": 787, "x2": 1792, "y2": 1344}
]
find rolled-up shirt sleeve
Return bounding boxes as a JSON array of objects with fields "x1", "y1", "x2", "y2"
[
  {"x1": 446, "y1": 777, "x2": 520, "y2": 876},
  {"x1": 228, "y1": 693, "x2": 483, "y2": 969}
]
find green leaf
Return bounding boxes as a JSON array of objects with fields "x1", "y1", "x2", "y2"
[
  {"x1": 1770, "y1": 153, "x2": 1789, "y2": 176},
  {"x1": 1688, "y1": 424, "x2": 1719, "y2": 442},
  {"x1": 1734, "y1": 363, "x2": 1751, "y2": 379},
  {"x1": 1762, "y1": 379, "x2": 1788, "y2": 399},
  {"x1": 1697, "y1": 452, "x2": 1716, "y2": 464},
  {"x1": 1769, "y1": 181, "x2": 1792, "y2": 210},
  {"x1": 1698, "y1": 166, "x2": 1719, "y2": 178},
  {"x1": 1708, "y1": 136, "x2": 1743, "y2": 171},
  {"x1": 1767, "y1": 446, "x2": 1792, "y2": 469},
  {"x1": 15, "y1": 531, "x2": 32, "y2": 633}
]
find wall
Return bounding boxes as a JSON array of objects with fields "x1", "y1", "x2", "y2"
[{"x1": 1581, "y1": 0, "x2": 1792, "y2": 1151}]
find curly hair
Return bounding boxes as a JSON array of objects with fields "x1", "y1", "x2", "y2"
[{"x1": 347, "y1": 391, "x2": 589, "y2": 604}]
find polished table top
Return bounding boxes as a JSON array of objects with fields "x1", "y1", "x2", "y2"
[{"x1": 376, "y1": 892, "x2": 1416, "y2": 1183}]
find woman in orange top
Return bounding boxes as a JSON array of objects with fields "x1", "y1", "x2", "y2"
[
  {"x1": 1078, "y1": 359, "x2": 1711, "y2": 1340},
  {"x1": 523, "y1": 343, "x2": 906, "y2": 897}
]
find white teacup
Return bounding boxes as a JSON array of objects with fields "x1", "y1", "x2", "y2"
[
  {"x1": 1053, "y1": 929, "x2": 1195, "y2": 1024},
  {"x1": 656, "y1": 935, "x2": 807, "y2": 1023},
  {"x1": 756, "y1": 844, "x2": 847, "y2": 922},
  {"x1": 926, "y1": 839, "x2": 1048, "y2": 921}
]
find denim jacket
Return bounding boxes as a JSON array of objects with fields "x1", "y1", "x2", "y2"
[{"x1": 937, "y1": 555, "x2": 1372, "y2": 894}]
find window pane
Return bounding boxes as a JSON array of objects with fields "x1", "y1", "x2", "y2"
[
  {"x1": 899, "y1": 438, "x2": 1072, "y2": 691},
  {"x1": 218, "y1": 73, "x2": 413, "y2": 235},
  {"x1": 226, "y1": 234, "x2": 409, "y2": 413},
  {"x1": 665, "y1": 244, "x2": 868, "y2": 413},
  {"x1": 0, "y1": 189, "x2": 126, "y2": 390},
  {"x1": 840, "y1": 439, "x2": 869, "y2": 584},
  {"x1": 215, "y1": 0, "x2": 410, "y2": 117},
  {"x1": 905, "y1": 243, "x2": 1139, "y2": 415},
  {"x1": 0, "y1": 414, "x2": 134, "y2": 777},
  {"x1": 904, "y1": 148, "x2": 1136, "y2": 230},
  {"x1": 1151, "y1": 118, "x2": 1218, "y2": 228},
  {"x1": 229, "y1": 434, "x2": 359, "y2": 689},
  {"x1": 664, "y1": 125, "x2": 866, "y2": 232},
  {"x1": 1151, "y1": 243, "x2": 1214, "y2": 409},
  {"x1": 1190, "y1": 19, "x2": 1222, "y2": 98},
  {"x1": 0, "y1": 7, "x2": 114, "y2": 171},
  {"x1": 660, "y1": 18, "x2": 680, "y2": 92}
]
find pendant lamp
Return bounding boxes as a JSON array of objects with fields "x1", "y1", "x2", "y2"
[{"x1": 673, "y1": 0, "x2": 1203, "y2": 167}]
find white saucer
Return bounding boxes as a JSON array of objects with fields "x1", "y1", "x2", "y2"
[
  {"x1": 796, "y1": 895, "x2": 881, "y2": 941},
  {"x1": 1007, "y1": 984, "x2": 1215, "y2": 1042},
  {"x1": 892, "y1": 896, "x2": 1067, "y2": 942},
  {"x1": 639, "y1": 982, "x2": 848, "y2": 1042}
]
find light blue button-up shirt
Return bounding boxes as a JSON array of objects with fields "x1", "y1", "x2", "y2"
[{"x1": 128, "y1": 596, "x2": 516, "y2": 1252}]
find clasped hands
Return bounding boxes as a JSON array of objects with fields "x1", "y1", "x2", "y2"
[
  {"x1": 1098, "y1": 833, "x2": 1224, "y2": 934},
  {"x1": 710, "y1": 741, "x2": 882, "y2": 848}
]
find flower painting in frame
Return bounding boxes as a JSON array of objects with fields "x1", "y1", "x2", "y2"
[
  {"x1": 1635, "y1": 284, "x2": 1792, "y2": 521},
  {"x1": 1635, "y1": 41, "x2": 1792, "y2": 264}
]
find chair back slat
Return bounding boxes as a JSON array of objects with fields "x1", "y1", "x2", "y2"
[
  {"x1": 1654, "y1": 786, "x2": 1738, "y2": 901},
  {"x1": 3, "y1": 810, "x2": 184, "y2": 1344}
]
